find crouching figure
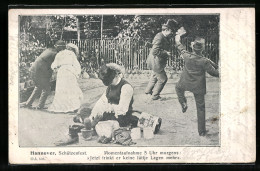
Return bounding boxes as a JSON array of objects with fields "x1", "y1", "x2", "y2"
[
  {"x1": 88, "y1": 63, "x2": 139, "y2": 128},
  {"x1": 55, "y1": 63, "x2": 139, "y2": 146}
]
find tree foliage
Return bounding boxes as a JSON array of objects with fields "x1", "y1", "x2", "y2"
[
  {"x1": 19, "y1": 14, "x2": 219, "y2": 84},
  {"x1": 115, "y1": 15, "x2": 219, "y2": 41}
]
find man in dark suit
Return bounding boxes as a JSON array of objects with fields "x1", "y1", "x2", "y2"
[
  {"x1": 20, "y1": 40, "x2": 66, "y2": 109},
  {"x1": 145, "y1": 19, "x2": 179, "y2": 100},
  {"x1": 175, "y1": 33, "x2": 219, "y2": 136}
]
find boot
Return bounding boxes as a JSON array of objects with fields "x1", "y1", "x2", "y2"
[
  {"x1": 54, "y1": 126, "x2": 80, "y2": 146},
  {"x1": 145, "y1": 91, "x2": 153, "y2": 95},
  {"x1": 20, "y1": 102, "x2": 32, "y2": 108},
  {"x1": 152, "y1": 95, "x2": 161, "y2": 100},
  {"x1": 181, "y1": 102, "x2": 188, "y2": 113},
  {"x1": 154, "y1": 118, "x2": 162, "y2": 134}
]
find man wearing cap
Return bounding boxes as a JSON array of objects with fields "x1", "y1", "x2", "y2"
[
  {"x1": 145, "y1": 19, "x2": 179, "y2": 100},
  {"x1": 175, "y1": 32, "x2": 219, "y2": 136},
  {"x1": 20, "y1": 40, "x2": 66, "y2": 109}
]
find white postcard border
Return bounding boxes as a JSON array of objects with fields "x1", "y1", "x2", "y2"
[{"x1": 8, "y1": 8, "x2": 255, "y2": 164}]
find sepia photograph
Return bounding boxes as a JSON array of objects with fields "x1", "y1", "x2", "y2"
[
  {"x1": 18, "y1": 14, "x2": 220, "y2": 147},
  {"x1": 9, "y1": 8, "x2": 255, "y2": 164}
]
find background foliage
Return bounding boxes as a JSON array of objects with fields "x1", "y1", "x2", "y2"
[{"x1": 19, "y1": 15, "x2": 219, "y2": 84}]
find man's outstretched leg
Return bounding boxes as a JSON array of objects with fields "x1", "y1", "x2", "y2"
[{"x1": 175, "y1": 84, "x2": 188, "y2": 113}]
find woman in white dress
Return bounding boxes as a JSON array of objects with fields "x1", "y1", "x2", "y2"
[{"x1": 48, "y1": 43, "x2": 83, "y2": 113}]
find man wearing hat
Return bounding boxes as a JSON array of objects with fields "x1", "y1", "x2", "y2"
[
  {"x1": 20, "y1": 40, "x2": 66, "y2": 109},
  {"x1": 175, "y1": 32, "x2": 219, "y2": 136},
  {"x1": 145, "y1": 19, "x2": 179, "y2": 100}
]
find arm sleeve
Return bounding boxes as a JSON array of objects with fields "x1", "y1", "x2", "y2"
[
  {"x1": 204, "y1": 60, "x2": 219, "y2": 77},
  {"x1": 152, "y1": 34, "x2": 168, "y2": 58},
  {"x1": 175, "y1": 42, "x2": 190, "y2": 59},
  {"x1": 175, "y1": 41, "x2": 186, "y2": 52},
  {"x1": 207, "y1": 59, "x2": 218, "y2": 69},
  {"x1": 73, "y1": 56, "x2": 82, "y2": 77},
  {"x1": 51, "y1": 53, "x2": 59, "y2": 70},
  {"x1": 112, "y1": 84, "x2": 134, "y2": 116},
  {"x1": 89, "y1": 92, "x2": 113, "y2": 120}
]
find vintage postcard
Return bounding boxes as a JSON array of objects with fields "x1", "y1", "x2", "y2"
[{"x1": 8, "y1": 8, "x2": 255, "y2": 164}]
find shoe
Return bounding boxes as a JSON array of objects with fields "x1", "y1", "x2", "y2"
[
  {"x1": 152, "y1": 95, "x2": 161, "y2": 100},
  {"x1": 32, "y1": 106, "x2": 48, "y2": 110},
  {"x1": 181, "y1": 103, "x2": 188, "y2": 113},
  {"x1": 154, "y1": 118, "x2": 162, "y2": 134},
  {"x1": 145, "y1": 92, "x2": 152, "y2": 95},
  {"x1": 20, "y1": 102, "x2": 32, "y2": 108},
  {"x1": 199, "y1": 132, "x2": 206, "y2": 136},
  {"x1": 199, "y1": 130, "x2": 208, "y2": 136}
]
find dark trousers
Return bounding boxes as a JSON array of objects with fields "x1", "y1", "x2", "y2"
[
  {"x1": 175, "y1": 85, "x2": 206, "y2": 135},
  {"x1": 26, "y1": 84, "x2": 51, "y2": 108},
  {"x1": 145, "y1": 70, "x2": 168, "y2": 97}
]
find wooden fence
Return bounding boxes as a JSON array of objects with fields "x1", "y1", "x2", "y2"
[
  {"x1": 19, "y1": 36, "x2": 219, "y2": 101},
  {"x1": 47, "y1": 37, "x2": 219, "y2": 71}
]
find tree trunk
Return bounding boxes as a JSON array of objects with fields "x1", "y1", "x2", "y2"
[{"x1": 76, "y1": 16, "x2": 81, "y2": 41}]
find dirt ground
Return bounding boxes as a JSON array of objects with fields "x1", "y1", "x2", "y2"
[{"x1": 19, "y1": 74, "x2": 220, "y2": 147}]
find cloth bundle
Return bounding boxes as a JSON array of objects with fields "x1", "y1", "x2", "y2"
[
  {"x1": 112, "y1": 128, "x2": 135, "y2": 146},
  {"x1": 97, "y1": 128, "x2": 135, "y2": 146},
  {"x1": 95, "y1": 121, "x2": 135, "y2": 146},
  {"x1": 98, "y1": 136, "x2": 112, "y2": 144},
  {"x1": 95, "y1": 120, "x2": 120, "y2": 139}
]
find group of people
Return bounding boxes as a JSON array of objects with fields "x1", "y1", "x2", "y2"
[
  {"x1": 20, "y1": 19, "x2": 219, "y2": 145},
  {"x1": 145, "y1": 19, "x2": 219, "y2": 136},
  {"x1": 20, "y1": 41, "x2": 83, "y2": 113}
]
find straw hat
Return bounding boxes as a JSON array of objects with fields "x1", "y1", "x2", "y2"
[
  {"x1": 66, "y1": 43, "x2": 79, "y2": 56},
  {"x1": 106, "y1": 63, "x2": 125, "y2": 75},
  {"x1": 54, "y1": 40, "x2": 66, "y2": 47}
]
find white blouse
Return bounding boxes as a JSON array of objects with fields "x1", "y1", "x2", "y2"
[
  {"x1": 89, "y1": 78, "x2": 134, "y2": 120},
  {"x1": 51, "y1": 49, "x2": 81, "y2": 78}
]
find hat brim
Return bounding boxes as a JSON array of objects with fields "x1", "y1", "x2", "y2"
[
  {"x1": 193, "y1": 47, "x2": 203, "y2": 51},
  {"x1": 192, "y1": 44, "x2": 203, "y2": 51},
  {"x1": 162, "y1": 25, "x2": 172, "y2": 30},
  {"x1": 106, "y1": 63, "x2": 125, "y2": 74},
  {"x1": 54, "y1": 44, "x2": 66, "y2": 47}
]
